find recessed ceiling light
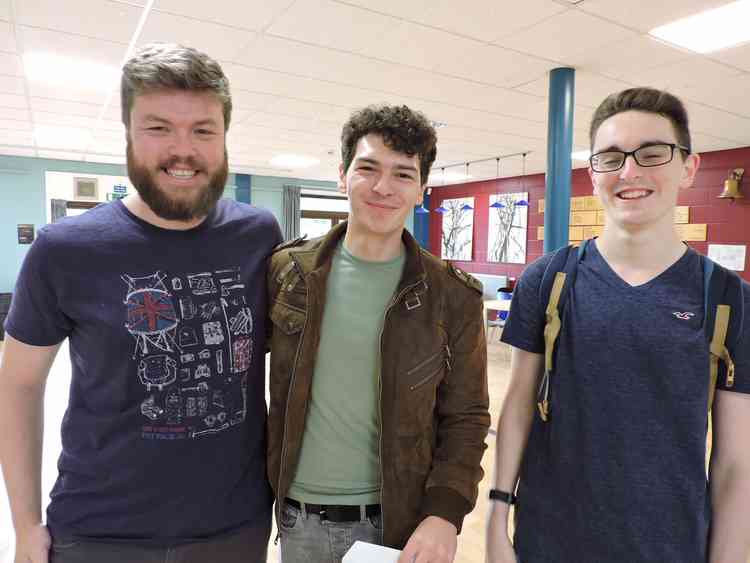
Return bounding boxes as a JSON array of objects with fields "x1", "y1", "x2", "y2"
[
  {"x1": 572, "y1": 150, "x2": 591, "y2": 161},
  {"x1": 23, "y1": 52, "x2": 120, "y2": 91},
  {"x1": 34, "y1": 125, "x2": 92, "y2": 150},
  {"x1": 649, "y1": 0, "x2": 750, "y2": 53},
  {"x1": 430, "y1": 120, "x2": 448, "y2": 129},
  {"x1": 269, "y1": 154, "x2": 320, "y2": 168}
]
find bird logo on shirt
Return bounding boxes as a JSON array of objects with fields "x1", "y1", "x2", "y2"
[{"x1": 672, "y1": 311, "x2": 695, "y2": 320}]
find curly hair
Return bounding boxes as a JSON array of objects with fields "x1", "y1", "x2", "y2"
[
  {"x1": 589, "y1": 87, "x2": 691, "y2": 154},
  {"x1": 341, "y1": 105, "x2": 437, "y2": 185},
  {"x1": 121, "y1": 43, "x2": 232, "y2": 130}
]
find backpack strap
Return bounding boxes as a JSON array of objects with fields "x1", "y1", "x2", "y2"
[
  {"x1": 703, "y1": 256, "x2": 744, "y2": 411},
  {"x1": 537, "y1": 240, "x2": 590, "y2": 421}
]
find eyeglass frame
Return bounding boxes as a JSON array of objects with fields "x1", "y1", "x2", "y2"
[{"x1": 589, "y1": 142, "x2": 691, "y2": 173}]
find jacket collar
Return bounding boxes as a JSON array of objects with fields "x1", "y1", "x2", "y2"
[{"x1": 291, "y1": 221, "x2": 427, "y2": 292}]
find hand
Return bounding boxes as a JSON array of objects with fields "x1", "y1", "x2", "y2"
[
  {"x1": 398, "y1": 516, "x2": 457, "y2": 563},
  {"x1": 14, "y1": 523, "x2": 51, "y2": 563},
  {"x1": 485, "y1": 508, "x2": 516, "y2": 563}
]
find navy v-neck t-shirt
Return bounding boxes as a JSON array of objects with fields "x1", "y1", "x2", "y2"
[{"x1": 502, "y1": 240, "x2": 750, "y2": 563}]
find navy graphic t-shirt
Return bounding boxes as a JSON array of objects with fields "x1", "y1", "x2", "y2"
[
  {"x1": 5, "y1": 198, "x2": 282, "y2": 543},
  {"x1": 502, "y1": 241, "x2": 750, "y2": 563}
]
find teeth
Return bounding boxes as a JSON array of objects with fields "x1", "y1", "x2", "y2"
[
  {"x1": 619, "y1": 190, "x2": 649, "y2": 199},
  {"x1": 166, "y1": 169, "x2": 196, "y2": 178}
]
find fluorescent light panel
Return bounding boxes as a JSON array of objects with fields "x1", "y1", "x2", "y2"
[
  {"x1": 649, "y1": 0, "x2": 750, "y2": 53},
  {"x1": 23, "y1": 52, "x2": 120, "y2": 91}
]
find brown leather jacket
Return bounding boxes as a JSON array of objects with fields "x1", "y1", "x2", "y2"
[{"x1": 267, "y1": 222, "x2": 490, "y2": 548}]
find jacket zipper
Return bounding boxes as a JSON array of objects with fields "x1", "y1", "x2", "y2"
[
  {"x1": 275, "y1": 260, "x2": 309, "y2": 544},
  {"x1": 408, "y1": 345, "x2": 452, "y2": 391},
  {"x1": 377, "y1": 279, "x2": 426, "y2": 541},
  {"x1": 406, "y1": 349, "x2": 443, "y2": 376}
]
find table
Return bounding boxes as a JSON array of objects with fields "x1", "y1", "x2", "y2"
[{"x1": 484, "y1": 298, "x2": 511, "y2": 337}]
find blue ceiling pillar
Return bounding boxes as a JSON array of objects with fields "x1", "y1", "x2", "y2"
[{"x1": 544, "y1": 67, "x2": 575, "y2": 253}]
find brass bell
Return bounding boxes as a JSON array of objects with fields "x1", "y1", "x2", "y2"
[{"x1": 718, "y1": 168, "x2": 744, "y2": 199}]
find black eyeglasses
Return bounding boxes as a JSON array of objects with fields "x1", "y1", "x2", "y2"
[{"x1": 589, "y1": 143, "x2": 690, "y2": 173}]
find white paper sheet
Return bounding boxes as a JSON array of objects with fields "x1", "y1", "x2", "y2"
[
  {"x1": 342, "y1": 540, "x2": 401, "y2": 563},
  {"x1": 708, "y1": 243, "x2": 747, "y2": 271}
]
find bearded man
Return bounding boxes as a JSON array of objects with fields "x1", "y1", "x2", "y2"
[{"x1": 0, "y1": 43, "x2": 281, "y2": 563}]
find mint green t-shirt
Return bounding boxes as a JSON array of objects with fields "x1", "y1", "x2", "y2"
[{"x1": 287, "y1": 242, "x2": 405, "y2": 505}]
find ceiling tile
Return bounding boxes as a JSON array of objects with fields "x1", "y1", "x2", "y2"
[
  {"x1": 37, "y1": 149, "x2": 85, "y2": 161},
  {"x1": 569, "y1": 36, "x2": 690, "y2": 80},
  {"x1": 368, "y1": 20, "x2": 483, "y2": 72},
  {"x1": 681, "y1": 74, "x2": 750, "y2": 118},
  {"x1": 496, "y1": 9, "x2": 636, "y2": 64},
  {"x1": 684, "y1": 101, "x2": 750, "y2": 144},
  {"x1": 26, "y1": 82, "x2": 109, "y2": 105},
  {"x1": 0, "y1": 146, "x2": 36, "y2": 157},
  {"x1": 15, "y1": 0, "x2": 141, "y2": 43},
  {"x1": 0, "y1": 74, "x2": 24, "y2": 95},
  {"x1": 152, "y1": 0, "x2": 293, "y2": 32},
  {"x1": 0, "y1": 51, "x2": 22, "y2": 75},
  {"x1": 17, "y1": 26, "x2": 124, "y2": 65},
  {"x1": 579, "y1": 0, "x2": 730, "y2": 33},
  {"x1": 0, "y1": 105, "x2": 28, "y2": 120},
  {"x1": 32, "y1": 111, "x2": 99, "y2": 129},
  {"x1": 231, "y1": 89, "x2": 278, "y2": 112},
  {"x1": 691, "y1": 132, "x2": 743, "y2": 153},
  {"x1": 139, "y1": 10, "x2": 256, "y2": 62},
  {"x1": 29, "y1": 97, "x2": 101, "y2": 117},
  {"x1": 630, "y1": 57, "x2": 743, "y2": 91},
  {"x1": 85, "y1": 153, "x2": 126, "y2": 165},
  {"x1": 0, "y1": 128, "x2": 33, "y2": 145},
  {"x1": 262, "y1": 98, "x2": 353, "y2": 123},
  {"x1": 0, "y1": 21, "x2": 15, "y2": 52},
  {"x1": 709, "y1": 43, "x2": 750, "y2": 73},
  {"x1": 0, "y1": 117, "x2": 31, "y2": 130},
  {"x1": 267, "y1": 0, "x2": 394, "y2": 55},
  {"x1": 0, "y1": 93, "x2": 26, "y2": 109},
  {"x1": 435, "y1": 44, "x2": 555, "y2": 88},
  {"x1": 340, "y1": 0, "x2": 568, "y2": 43},
  {"x1": 0, "y1": 0, "x2": 10, "y2": 21}
]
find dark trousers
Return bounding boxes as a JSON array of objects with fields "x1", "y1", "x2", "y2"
[{"x1": 49, "y1": 523, "x2": 270, "y2": 563}]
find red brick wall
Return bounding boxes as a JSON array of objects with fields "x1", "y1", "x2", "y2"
[{"x1": 428, "y1": 146, "x2": 750, "y2": 282}]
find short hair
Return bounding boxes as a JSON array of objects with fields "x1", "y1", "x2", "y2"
[
  {"x1": 121, "y1": 43, "x2": 232, "y2": 130},
  {"x1": 341, "y1": 105, "x2": 437, "y2": 186},
  {"x1": 589, "y1": 87, "x2": 691, "y2": 154}
]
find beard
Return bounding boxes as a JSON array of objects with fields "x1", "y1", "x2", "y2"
[{"x1": 126, "y1": 141, "x2": 228, "y2": 221}]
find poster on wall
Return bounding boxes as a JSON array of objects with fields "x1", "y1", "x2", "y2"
[
  {"x1": 708, "y1": 244, "x2": 746, "y2": 271},
  {"x1": 487, "y1": 192, "x2": 528, "y2": 264},
  {"x1": 440, "y1": 197, "x2": 474, "y2": 261}
]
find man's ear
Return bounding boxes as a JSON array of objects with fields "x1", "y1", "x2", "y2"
[
  {"x1": 588, "y1": 167, "x2": 599, "y2": 196},
  {"x1": 416, "y1": 185, "x2": 425, "y2": 206},
  {"x1": 338, "y1": 162, "x2": 347, "y2": 194},
  {"x1": 679, "y1": 153, "x2": 701, "y2": 190}
]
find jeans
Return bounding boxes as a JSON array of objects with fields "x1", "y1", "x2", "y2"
[
  {"x1": 49, "y1": 522, "x2": 270, "y2": 563},
  {"x1": 279, "y1": 500, "x2": 384, "y2": 563}
]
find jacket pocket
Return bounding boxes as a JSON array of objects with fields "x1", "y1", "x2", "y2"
[
  {"x1": 270, "y1": 300, "x2": 305, "y2": 335},
  {"x1": 398, "y1": 347, "x2": 448, "y2": 434}
]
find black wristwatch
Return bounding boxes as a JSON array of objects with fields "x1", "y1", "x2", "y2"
[{"x1": 489, "y1": 489, "x2": 517, "y2": 505}]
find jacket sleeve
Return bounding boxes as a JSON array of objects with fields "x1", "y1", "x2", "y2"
[{"x1": 422, "y1": 280, "x2": 490, "y2": 532}]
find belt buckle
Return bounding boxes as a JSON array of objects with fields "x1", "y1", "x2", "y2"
[{"x1": 319, "y1": 507, "x2": 327, "y2": 522}]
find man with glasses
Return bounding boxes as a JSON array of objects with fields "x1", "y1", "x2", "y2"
[{"x1": 486, "y1": 87, "x2": 750, "y2": 563}]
